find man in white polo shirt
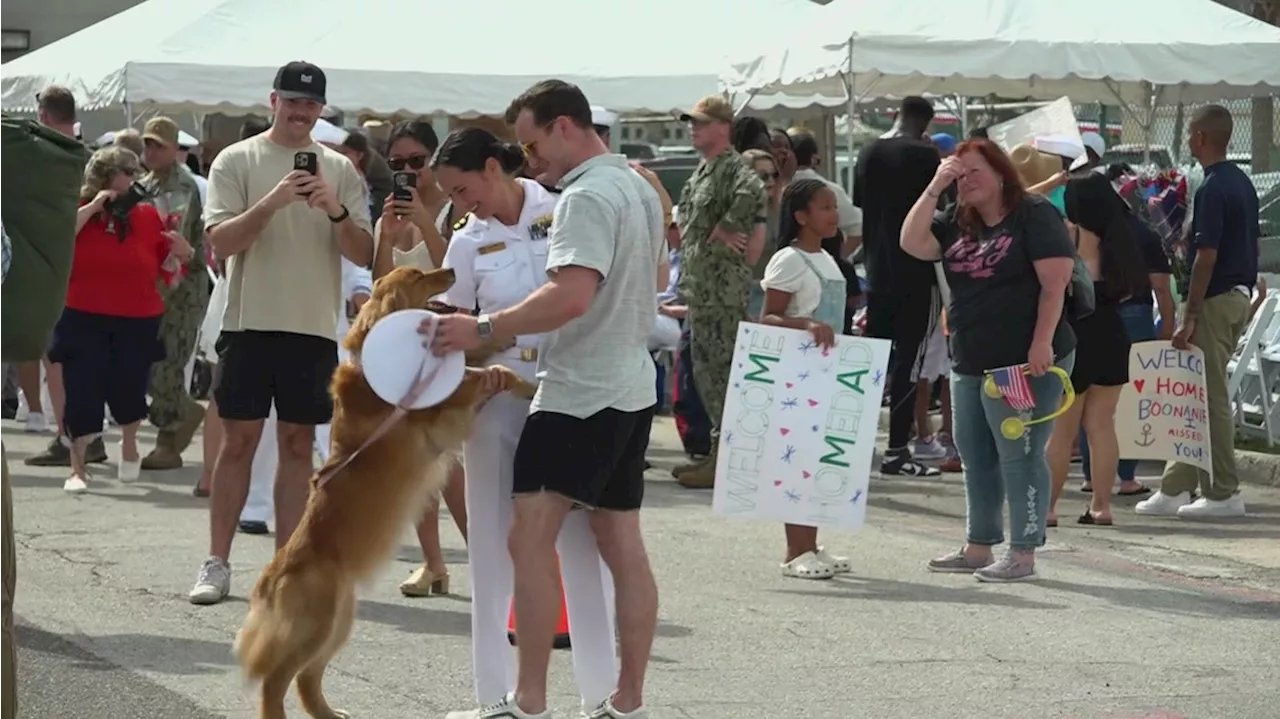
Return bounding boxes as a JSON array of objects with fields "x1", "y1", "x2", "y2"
[
  {"x1": 433, "y1": 79, "x2": 663, "y2": 719},
  {"x1": 188, "y1": 61, "x2": 373, "y2": 605}
]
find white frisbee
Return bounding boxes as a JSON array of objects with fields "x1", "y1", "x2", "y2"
[{"x1": 360, "y1": 309, "x2": 466, "y2": 410}]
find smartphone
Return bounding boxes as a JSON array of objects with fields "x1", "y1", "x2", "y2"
[
  {"x1": 392, "y1": 171, "x2": 416, "y2": 202},
  {"x1": 294, "y1": 151, "x2": 318, "y2": 197},
  {"x1": 294, "y1": 151, "x2": 318, "y2": 175}
]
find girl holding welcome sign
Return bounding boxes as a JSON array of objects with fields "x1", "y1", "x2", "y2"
[{"x1": 758, "y1": 178, "x2": 852, "y2": 580}]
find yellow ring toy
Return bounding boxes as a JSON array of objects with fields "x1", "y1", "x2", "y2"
[{"x1": 982, "y1": 366, "x2": 1075, "y2": 439}]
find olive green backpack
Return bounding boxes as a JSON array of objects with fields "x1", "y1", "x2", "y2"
[{"x1": 1, "y1": 114, "x2": 89, "y2": 362}]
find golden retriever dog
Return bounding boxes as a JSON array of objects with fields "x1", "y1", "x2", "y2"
[{"x1": 234, "y1": 266, "x2": 534, "y2": 718}]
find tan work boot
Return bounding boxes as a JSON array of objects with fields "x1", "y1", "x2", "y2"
[
  {"x1": 171, "y1": 398, "x2": 206, "y2": 453},
  {"x1": 141, "y1": 430, "x2": 183, "y2": 470},
  {"x1": 671, "y1": 455, "x2": 710, "y2": 479},
  {"x1": 676, "y1": 454, "x2": 716, "y2": 489}
]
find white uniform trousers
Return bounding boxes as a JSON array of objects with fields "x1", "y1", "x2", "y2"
[
  {"x1": 240, "y1": 405, "x2": 278, "y2": 525},
  {"x1": 465, "y1": 359, "x2": 619, "y2": 707}
]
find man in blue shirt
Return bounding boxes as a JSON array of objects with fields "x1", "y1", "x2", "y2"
[{"x1": 1137, "y1": 104, "x2": 1259, "y2": 520}]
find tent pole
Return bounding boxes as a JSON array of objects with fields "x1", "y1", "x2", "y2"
[{"x1": 845, "y1": 36, "x2": 857, "y2": 196}]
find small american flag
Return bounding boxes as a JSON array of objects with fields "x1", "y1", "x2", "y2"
[{"x1": 989, "y1": 364, "x2": 1037, "y2": 411}]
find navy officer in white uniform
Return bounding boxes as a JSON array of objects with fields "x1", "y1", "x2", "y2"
[{"x1": 434, "y1": 127, "x2": 619, "y2": 713}]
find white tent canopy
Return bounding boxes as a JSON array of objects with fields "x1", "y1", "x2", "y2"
[
  {"x1": 1, "y1": 0, "x2": 831, "y2": 118},
  {"x1": 726, "y1": 0, "x2": 1280, "y2": 106}
]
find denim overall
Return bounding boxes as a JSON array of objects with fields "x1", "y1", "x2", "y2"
[{"x1": 794, "y1": 250, "x2": 847, "y2": 331}]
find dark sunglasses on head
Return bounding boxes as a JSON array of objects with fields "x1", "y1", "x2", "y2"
[
  {"x1": 388, "y1": 155, "x2": 429, "y2": 171},
  {"x1": 757, "y1": 170, "x2": 780, "y2": 182}
]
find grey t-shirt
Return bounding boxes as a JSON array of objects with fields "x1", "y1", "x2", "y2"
[{"x1": 532, "y1": 154, "x2": 665, "y2": 418}]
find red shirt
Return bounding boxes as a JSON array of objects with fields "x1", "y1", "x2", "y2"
[{"x1": 65, "y1": 203, "x2": 179, "y2": 318}]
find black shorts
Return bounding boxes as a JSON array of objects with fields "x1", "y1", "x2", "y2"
[
  {"x1": 213, "y1": 330, "x2": 338, "y2": 425},
  {"x1": 512, "y1": 405, "x2": 656, "y2": 511},
  {"x1": 1069, "y1": 306, "x2": 1131, "y2": 393}
]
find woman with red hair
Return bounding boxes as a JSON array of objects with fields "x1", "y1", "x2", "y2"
[{"x1": 900, "y1": 139, "x2": 1077, "y2": 583}]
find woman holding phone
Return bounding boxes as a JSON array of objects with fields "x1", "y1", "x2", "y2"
[
  {"x1": 370, "y1": 119, "x2": 468, "y2": 598},
  {"x1": 54, "y1": 146, "x2": 192, "y2": 493}
]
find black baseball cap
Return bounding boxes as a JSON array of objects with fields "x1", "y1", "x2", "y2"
[{"x1": 273, "y1": 61, "x2": 327, "y2": 104}]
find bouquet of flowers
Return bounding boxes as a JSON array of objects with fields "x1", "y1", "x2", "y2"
[{"x1": 1112, "y1": 167, "x2": 1190, "y2": 285}]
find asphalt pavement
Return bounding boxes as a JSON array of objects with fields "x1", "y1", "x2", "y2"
[{"x1": 4, "y1": 415, "x2": 1279, "y2": 719}]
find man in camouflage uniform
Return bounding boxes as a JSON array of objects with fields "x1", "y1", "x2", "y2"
[
  {"x1": 673, "y1": 95, "x2": 768, "y2": 488},
  {"x1": 138, "y1": 116, "x2": 209, "y2": 470}
]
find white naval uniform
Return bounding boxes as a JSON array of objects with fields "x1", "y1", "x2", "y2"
[
  {"x1": 313, "y1": 259, "x2": 374, "y2": 462},
  {"x1": 442, "y1": 179, "x2": 619, "y2": 707}
]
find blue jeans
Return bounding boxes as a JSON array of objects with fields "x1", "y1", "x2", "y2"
[
  {"x1": 1080, "y1": 302, "x2": 1155, "y2": 483},
  {"x1": 951, "y1": 351, "x2": 1076, "y2": 551}
]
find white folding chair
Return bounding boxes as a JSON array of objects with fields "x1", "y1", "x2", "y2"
[{"x1": 1230, "y1": 293, "x2": 1280, "y2": 443}]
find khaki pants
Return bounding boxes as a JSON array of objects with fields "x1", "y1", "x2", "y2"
[
  {"x1": 2, "y1": 443, "x2": 15, "y2": 719},
  {"x1": 1159, "y1": 291, "x2": 1251, "y2": 500}
]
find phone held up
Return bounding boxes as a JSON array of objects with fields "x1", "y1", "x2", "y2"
[
  {"x1": 294, "y1": 151, "x2": 318, "y2": 197},
  {"x1": 105, "y1": 181, "x2": 150, "y2": 217},
  {"x1": 392, "y1": 171, "x2": 416, "y2": 218}
]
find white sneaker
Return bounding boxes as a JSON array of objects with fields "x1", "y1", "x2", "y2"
[
  {"x1": 188, "y1": 557, "x2": 231, "y2": 605},
  {"x1": 1134, "y1": 491, "x2": 1193, "y2": 516},
  {"x1": 23, "y1": 411, "x2": 47, "y2": 434},
  {"x1": 15, "y1": 391, "x2": 30, "y2": 422},
  {"x1": 446, "y1": 693, "x2": 552, "y2": 719},
  {"x1": 1177, "y1": 494, "x2": 1246, "y2": 519},
  {"x1": 583, "y1": 696, "x2": 649, "y2": 718},
  {"x1": 63, "y1": 474, "x2": 88, "y2": 494},
  {"x1": 912, "y1": 436, "x2": 948, "y2": 460},
  {"x1": 117, "y1": 443, "x2": 141, "y2": 482}
]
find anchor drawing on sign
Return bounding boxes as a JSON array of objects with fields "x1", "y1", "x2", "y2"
[{"x1": 1135, "y1": 423, "x2": 1156, "y2": 448}]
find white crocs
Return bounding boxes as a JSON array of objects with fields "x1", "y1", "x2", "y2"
[
  {"x1": 781, "y1": 551, "x2": 835, "y2": 580},
  {"x1": 815, "y1": 546, "x2": 852, "y2": 573}
]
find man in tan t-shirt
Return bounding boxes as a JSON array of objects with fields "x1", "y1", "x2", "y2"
[{"x1": 188, "y1": 61, "x2": 373, "y2": 606}]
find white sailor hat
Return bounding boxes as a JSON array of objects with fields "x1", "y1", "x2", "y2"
[{"x1": 591, "y1": 106, "x2": 618, "y2": 129}]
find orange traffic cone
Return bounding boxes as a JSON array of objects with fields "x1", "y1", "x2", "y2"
[{"x1": 507, "y1": 562, "x2": 571, "y2": 650}]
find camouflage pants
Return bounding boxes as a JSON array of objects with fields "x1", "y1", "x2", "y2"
[
  {"x1": 688, "y1": 300, "x2": 746, "y2": 444},
  {"x1": 148, "y1": 273, "x2": 209, "y2": 430}
]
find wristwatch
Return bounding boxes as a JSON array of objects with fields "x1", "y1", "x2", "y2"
[
  {"x1": 327, "y1": 205, "x2": 350, "y2": 223},
  {"x1": 477, "y1": 313, "x2": 494, "y2": 340}
]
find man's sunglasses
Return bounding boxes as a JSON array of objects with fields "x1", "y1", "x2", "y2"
[{"x1": 388, "y1": 155, "x2": 429, "y2": 171}]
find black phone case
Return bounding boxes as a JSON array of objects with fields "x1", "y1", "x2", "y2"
[
  {"x1": 392, "y1": 171, "x2": 416, "y2": 201},
  {"x1": 294, "y1": 152, "x2": 318, "y2": 175}
]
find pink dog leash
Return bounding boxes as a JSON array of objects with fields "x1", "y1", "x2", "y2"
[{"x1": 315, "y1": 316, "x2": 444, "y2": 489}]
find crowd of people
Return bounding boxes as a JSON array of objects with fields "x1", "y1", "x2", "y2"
[{"x1": 0, "y1": 54, "x2": 1265, "y2": 719}]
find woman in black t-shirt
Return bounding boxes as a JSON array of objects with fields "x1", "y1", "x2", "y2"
[
  {"x1": 1046, "y1": 174, "x2": 1152, "y2": 527},
  {"x1": 900, "y1": 138, "x2": 1077, "y2": 583}
]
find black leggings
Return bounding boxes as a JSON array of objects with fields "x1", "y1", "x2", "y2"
[
  {"x1": 865, "y1": 288, "x2": 941, "y2": 451},
  {"x1": 48, "y1": 309, "x2": 163, "y2": 440}
]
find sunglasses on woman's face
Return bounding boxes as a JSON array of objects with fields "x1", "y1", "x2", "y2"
[
  {"x1": 119, "y1": 167, "x2": 138, "y2": 177},
  {"x1": 388, "y1": 155, "x2": 428, "y2": 171},
  {"x1": 757, "y1": 170, "x2": 780, "y2": 182}
]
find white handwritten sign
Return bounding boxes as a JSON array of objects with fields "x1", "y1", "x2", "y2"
[
  {"x1": 1115, "y1": 340, "x2": 1212, "y2": 472},
  {"x1": 712, "y1": 323, "x2": 891, "y2": 532},
  {"x1": 987, "y1": 96, "x2": 1082, "y2": 154}
]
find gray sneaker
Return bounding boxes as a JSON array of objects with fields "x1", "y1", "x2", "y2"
[
  {"x1": 927, "y1": 547, "x2": 994, "y2": 573},
  {"x1": 974, "y1": 552, "x2": 1037, "y2": 583}
]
